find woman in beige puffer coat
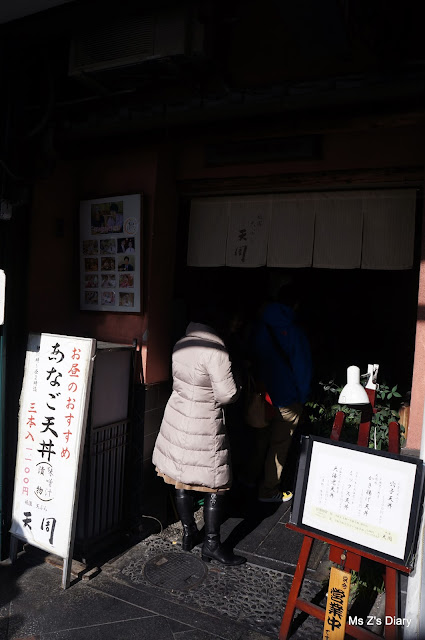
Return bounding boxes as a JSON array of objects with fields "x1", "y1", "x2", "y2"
[{"x1": 152, "y1": 320, "x2": 246, "y2": 566}]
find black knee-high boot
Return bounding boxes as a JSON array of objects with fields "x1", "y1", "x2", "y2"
[
  {"x1": 175, "y1": 489, "x2": 202, "y2": 551},
  {"x1": 202, "y1": 493, "x2": 246, "y2": 566}
]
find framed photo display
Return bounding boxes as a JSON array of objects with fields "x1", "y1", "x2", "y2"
[
  {"x1": 79, "y1": 194, "x2": 142, "y2": 312},
  {"x1": 290, "y1": 436, "x2": 425, "y2": 568}
]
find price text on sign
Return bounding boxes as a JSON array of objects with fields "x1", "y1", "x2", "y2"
[
  {"x1": 322, "y1": 567, "x2": 351, "y2": 640},
  {"x1": 10, "y1": 333, "x2": 95, "y2": 558}
]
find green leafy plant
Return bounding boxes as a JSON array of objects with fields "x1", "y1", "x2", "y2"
[
  {"x1": 321, "y1": 558, "x2": 385, "y2": 611},
  {"x1": 348, "y1": 559, "x2": 385, "y2": 617},
  {"x1": 371, "y1": 383, "x2": 404, "y2": 449},
  {"x1": 306, "y1": 379, "x2": 405, "y2": 449},
  {"x1": 350, "y1": 560, "x2": 385, "y2": 597}
]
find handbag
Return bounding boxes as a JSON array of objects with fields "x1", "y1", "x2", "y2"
[
  {"x1": 244, "y1": 377, "x2": 273, "y2": 429},
  {"x1": 245, "y1": 389, "x2": 268, "y2": 429},
  {"x1": 244, "y1": 325, "x2": 292, "y2": 429}
]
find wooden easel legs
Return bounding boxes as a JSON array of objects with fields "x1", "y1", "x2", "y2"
[
  {"x1": 384, "y1": 567, "x2": 399, "y2": 640},
  {"x1": 279, "y1": 534, "x2": 401, "y2": 640},
  {"x1": 279, "y1": 535, "x2": 313, "y2": 639}
]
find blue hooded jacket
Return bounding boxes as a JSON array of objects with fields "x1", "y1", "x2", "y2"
[{"x1": 252, "y1": 302, "x2": 312, "y2": 407}]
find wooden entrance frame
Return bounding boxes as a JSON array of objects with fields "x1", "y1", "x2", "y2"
[{"x1": 279, "y1": 386, "x2": 410, "y2": 640}]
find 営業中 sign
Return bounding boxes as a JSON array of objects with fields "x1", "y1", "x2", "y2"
[{"x1": 322, "y1": 567, "x2": 351, "y2": 640}]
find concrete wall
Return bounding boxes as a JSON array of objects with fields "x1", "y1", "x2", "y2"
[
  {"x1": 408, "y1": 200, "x2": 425, "y2": 451},
  {"x1": 28, "y1": 141, "x2": 178, "y2": 384},
  {"x1": 28, "y1": 148, "x2": 156, "y2": 354}
]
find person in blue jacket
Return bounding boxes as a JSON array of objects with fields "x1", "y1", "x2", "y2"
[{"x1": 250, "y1": 282, "x2": 312, "y2": 503}]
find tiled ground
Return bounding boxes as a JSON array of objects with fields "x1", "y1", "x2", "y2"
[
  {"x1": 106, "y1": 534, "x2": 325, "y2": 639},
  {"x1": 0, "y1": 499, "x2": 327, "y2": 640}
]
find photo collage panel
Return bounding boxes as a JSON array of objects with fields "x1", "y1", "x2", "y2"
[{"x1": 80, "y1": 195, "x2": 141, "y2": 312}]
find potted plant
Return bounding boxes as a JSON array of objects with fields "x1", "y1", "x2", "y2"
[{"x1": 306, "y1": 379, "x2": 405, "y2": 449}]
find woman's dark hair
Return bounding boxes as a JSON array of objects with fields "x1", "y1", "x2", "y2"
[
  {"x1": 190, "y1": 302, "x2": 227, "y2": 333},
  {"x1": 277, "y1": 283, "x2": 299, "y2": 308}
]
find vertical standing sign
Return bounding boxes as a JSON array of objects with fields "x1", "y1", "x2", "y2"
[
  {"x1": 10, "y1": 333, "x2": 95, "y2": 588},
  {"x1": 322, "y1": 567, "x2": 351, "y2": 639}
]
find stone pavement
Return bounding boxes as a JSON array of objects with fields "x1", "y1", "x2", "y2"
[{"x1": 0, "y1": 495, "x2": 330, "y2": 640}]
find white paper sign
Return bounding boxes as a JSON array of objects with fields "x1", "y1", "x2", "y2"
[
  {"x1": 10, "y1": 333, "x2": 95, "y2": 558},
  {"x1": 302, "y1": 440, "x2": 417, "y2": 560}
]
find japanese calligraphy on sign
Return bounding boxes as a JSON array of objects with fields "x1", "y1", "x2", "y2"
[
  {"x1": 322, "y1": 568, "x2": 351, "y2": 640},
  {"x1": 10, "y1": 333, "x2": 95, "y2": 558},
  {"x1": 301, "y1": 439, "x2": 419, "y2": 561},
  {"x1": 79, "y1": 193, "x2": 142, "y2": 312}
]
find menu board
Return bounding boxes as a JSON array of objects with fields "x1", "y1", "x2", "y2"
[{"x1": 291, "y1": 436, "x2": 425, "y2": 566}]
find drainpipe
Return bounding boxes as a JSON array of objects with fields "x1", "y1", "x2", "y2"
[{"x1": 404, "y1": 413, "x2": 425, "y2": 639}]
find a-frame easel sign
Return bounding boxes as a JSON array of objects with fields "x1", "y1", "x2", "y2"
[
  {"x1": 9, "y1": 333, "x2": 96, "y2": 589},
  {"x1": 280, "y1": 435, "x2": 425, "y2": 640}
]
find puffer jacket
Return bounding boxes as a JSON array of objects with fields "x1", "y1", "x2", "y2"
[{"x1": 152, "y1": 322, "x2": 239, "y2": 489}]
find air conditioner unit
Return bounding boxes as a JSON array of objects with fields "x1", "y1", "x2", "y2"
[{"x1": 69, "y1": 7, "x2": 205, "y2": 77}]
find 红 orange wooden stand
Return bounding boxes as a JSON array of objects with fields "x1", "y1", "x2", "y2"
[{"x1": 279, "y1": 388, "x2": 410, "y2": 640}]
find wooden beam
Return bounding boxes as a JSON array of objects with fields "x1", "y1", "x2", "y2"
[{"x1": 178, "y1": 165, "x2": 423, "y2": 196}]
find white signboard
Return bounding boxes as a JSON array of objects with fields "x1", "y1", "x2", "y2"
[
  {"x1": 301, "y1": 440, "x2": 418, "y2": 561},
  {"x1": 79, "y1": 193, "x2": 142, "y2": 312},
  {"x1": 10, "y1": 333, "x2": 95, "y2": 559}
]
